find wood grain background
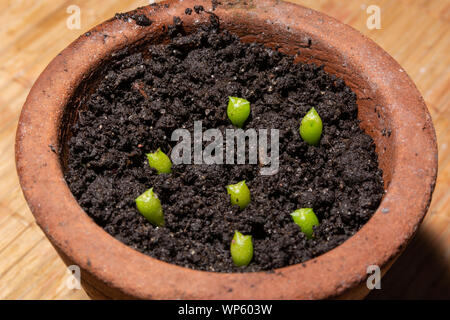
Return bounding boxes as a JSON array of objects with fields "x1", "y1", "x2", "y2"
[{"x1": 0, "y1": 0, "x2": 448, "y2": 299}]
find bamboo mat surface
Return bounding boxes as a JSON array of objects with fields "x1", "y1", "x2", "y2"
[{"x1": 0, "y1": 0, "x2": 448, "y2": 299}]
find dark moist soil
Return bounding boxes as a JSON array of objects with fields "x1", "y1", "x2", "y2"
[{"x1": 65, "y1": 14, "x2": 384, "y2": 272}]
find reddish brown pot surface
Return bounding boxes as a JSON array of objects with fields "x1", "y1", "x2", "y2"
[{"x1": 16, "y1": 0, "x2": 437, "y2": 299}]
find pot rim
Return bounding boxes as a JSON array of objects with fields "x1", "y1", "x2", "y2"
[{"x1": 15, "y1": 0, "x2": 438, "y2": 299}]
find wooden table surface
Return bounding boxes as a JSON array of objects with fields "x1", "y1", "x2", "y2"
[{"x1": 0, "y1": 0, "x2": 448, "y2": 300}]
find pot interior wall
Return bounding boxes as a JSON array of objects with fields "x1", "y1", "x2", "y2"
[{"x1": 59, "y1": 17, "x2": 394, "y2": 191}]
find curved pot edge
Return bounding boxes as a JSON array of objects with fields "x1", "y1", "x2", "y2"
[{"x1": 15, "y1": 0, "x2": 438, "y2": 299}]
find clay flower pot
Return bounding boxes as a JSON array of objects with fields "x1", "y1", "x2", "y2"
[{"x1": 15, "y1": 0, "x2": 437, "y2": 299}]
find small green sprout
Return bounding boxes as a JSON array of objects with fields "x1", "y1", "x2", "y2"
[
  {"x1": 146, "y1": 148, "x2": 172, "y2": 174},
  {"x1": 227, "y1": 97, "x2": 251, "y2": 128},
  {"x1": 299, "y1": 107, "x2": 323, "y2": 146},
  {"x1": 290, "y1": 208, "x2": 319, "y2": 239},
  {"x1": 135, "y1": 188, "x2": 165, "y2": 227},
  {"x1": 230, "y1": 231, "x2": 253, "y2": 267},
  {"x1": 226, "y1": 180, "x2": 251, "y2": 210}
]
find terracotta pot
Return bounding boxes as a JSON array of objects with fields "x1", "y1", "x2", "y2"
[{"x1": 15, "y1": 0, "x2": 437, "y2": 299}]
